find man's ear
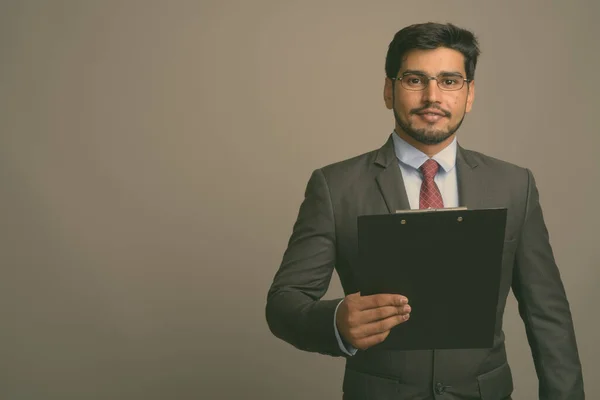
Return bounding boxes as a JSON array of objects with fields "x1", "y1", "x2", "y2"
[
  {"x1": 465, "y1": 80, "x2": 475, "y2": 113},
  {"x1": 383, "y1": 77, "x2": 394, "y2": 110}
]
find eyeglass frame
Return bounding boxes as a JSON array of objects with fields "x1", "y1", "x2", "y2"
[{"x1": 390, "y1": 71, "x2": 472, "y2": 91}]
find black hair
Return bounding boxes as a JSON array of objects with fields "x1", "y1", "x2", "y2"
[{"x1": 385, "y1": 22, "x2": 481, "y2": 81}]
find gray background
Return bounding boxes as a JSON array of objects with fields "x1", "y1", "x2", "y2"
[{"x1": 1, "y1": 1, "x2": 598, "y2": 399}]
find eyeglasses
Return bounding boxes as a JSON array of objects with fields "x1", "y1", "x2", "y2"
[{"x1": 391, "y1": 72, "x2": 471, "y2": 91}]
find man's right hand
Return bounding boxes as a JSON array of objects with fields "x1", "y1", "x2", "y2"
[{"x1": 336, "y1": 292, "x2": 410, "y2": 351}]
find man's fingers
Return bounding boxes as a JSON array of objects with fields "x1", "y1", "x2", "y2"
[
  {"x1": 352, "y1": 305, "x2": 411, "y2": 326},
  {"x1": 351, "y1": 313, "x2": 410, "y2": 338},
  {"x1": 356, "y1": 293, "x2": 408, "y2": 311},
  {"x1": 341, "y1": 297, "x2": 411, "y2": 350}
]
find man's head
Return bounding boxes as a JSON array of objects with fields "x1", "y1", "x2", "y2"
[{"x1": 383, "y1": 23, "x2": 480, "y2": 148}]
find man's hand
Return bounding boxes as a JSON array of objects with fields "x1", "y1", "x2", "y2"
[{"x1": 336, "y1": 292, "x2": 410, "y2": 351}]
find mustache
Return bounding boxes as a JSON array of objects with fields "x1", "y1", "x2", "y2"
[{"x1": 410, "y1": 104, "x2": 451, "y2": 118}]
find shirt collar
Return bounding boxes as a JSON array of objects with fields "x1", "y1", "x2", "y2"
[{"x1": 391, "y1": 131, "x2": 457, "y2": 173}]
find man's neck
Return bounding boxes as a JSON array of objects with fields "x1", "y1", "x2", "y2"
[{"x1": 394, "y1": 127, "x2": 456, "y2": 157}]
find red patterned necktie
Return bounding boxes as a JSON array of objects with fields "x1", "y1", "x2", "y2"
[{"x1": 419, "y1": 159, "x2": 444, "y2": 209}]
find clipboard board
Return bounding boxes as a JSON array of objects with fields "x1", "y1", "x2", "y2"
[{"x1": 356, "y1": 207, "x2": 507, "y2": 351}]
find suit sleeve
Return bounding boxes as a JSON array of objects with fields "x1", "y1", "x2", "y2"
[
  {"x1": 265, "y1": 168, "x2": 346, "y2": 357},
  {"x1": 511, "y1": 169, "x2": 585, "y2": 399}
]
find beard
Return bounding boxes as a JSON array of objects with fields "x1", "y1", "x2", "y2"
[{"x1": 392, "y1": 101, "x2": 466, "y2": 145}]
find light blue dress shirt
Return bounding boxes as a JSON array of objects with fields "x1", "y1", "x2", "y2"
[{"x1": 333, "y1": 131, "x2": 459, "y2": 356}]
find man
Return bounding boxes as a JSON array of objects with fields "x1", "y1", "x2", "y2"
[{"x1": 265, "y1": 22, "x2": 584, "y2": 399}]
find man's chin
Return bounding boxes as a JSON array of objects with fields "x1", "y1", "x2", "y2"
[{"x1": 406, "y1": 130, "x2": 453, "y2": 145}]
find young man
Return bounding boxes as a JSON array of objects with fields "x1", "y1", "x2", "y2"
[{"x1": 265, "y1": 22, "x2": 584, "y2": 399}]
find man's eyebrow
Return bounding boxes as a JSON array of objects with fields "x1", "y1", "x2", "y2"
[
  {"x1": 438, "y1": 70, "x2": 465, "y2": 77},
  {"x1": 401, "y1": 69, "x2": 427, "y2": 75},
  {"x1": 401, "y1": 69, "x2": 465, "y2": 77}
]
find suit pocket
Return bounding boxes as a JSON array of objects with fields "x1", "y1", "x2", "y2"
[{"x1": 477, "y1": 362, "x2": 514, "y2": 400}]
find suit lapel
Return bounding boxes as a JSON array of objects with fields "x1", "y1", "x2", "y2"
[
  {"x1": 374, "y1": 135, "x2": 411, "y2": 213},
  {"x1": 456, "y1": 144, "x2": 488, "y2": 210}
]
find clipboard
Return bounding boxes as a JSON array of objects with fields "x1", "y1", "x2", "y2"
[{"x1": 356, "y1": 207, "x2": 507, "y2": 351}]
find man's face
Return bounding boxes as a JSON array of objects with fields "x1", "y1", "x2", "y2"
[{"x1": 384, "y1": 47, "x2": 475, "y2": 145}]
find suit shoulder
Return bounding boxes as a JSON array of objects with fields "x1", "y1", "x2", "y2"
[
  {"x1": 464, "y1": 148, "x2": 529, "y2": 175},
  {"x1": 317, "y1": 148, "x2": 380, "y2": 178},
  {"x1": 302, "y1": 147, "x2": 382, "y2": 196}
]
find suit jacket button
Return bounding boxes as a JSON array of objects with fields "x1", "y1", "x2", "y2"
[{"x1": 434, "y1": 382, "x2": 446, "y2": 395}]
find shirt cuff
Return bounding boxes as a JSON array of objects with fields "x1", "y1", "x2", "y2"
[{"x1": 334, "y1": 299, "x2": 358, "y2": 356}]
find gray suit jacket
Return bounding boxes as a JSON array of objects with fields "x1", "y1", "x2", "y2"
[{"x1": 266, "y1": 134, "x2": 584, "y2": 400}]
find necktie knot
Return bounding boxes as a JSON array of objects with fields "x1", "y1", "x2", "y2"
[{"x1": 420, "y1": 159, "x2": 440, "y2": 181}]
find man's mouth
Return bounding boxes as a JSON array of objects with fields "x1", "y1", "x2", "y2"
[{"x1": 416, "y1": 108, "x2": 448, "y2": 117}]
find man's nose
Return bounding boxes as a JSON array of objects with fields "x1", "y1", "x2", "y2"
[{"x1": 422, "y1": 78, "x2": 442, "y2": 103}]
